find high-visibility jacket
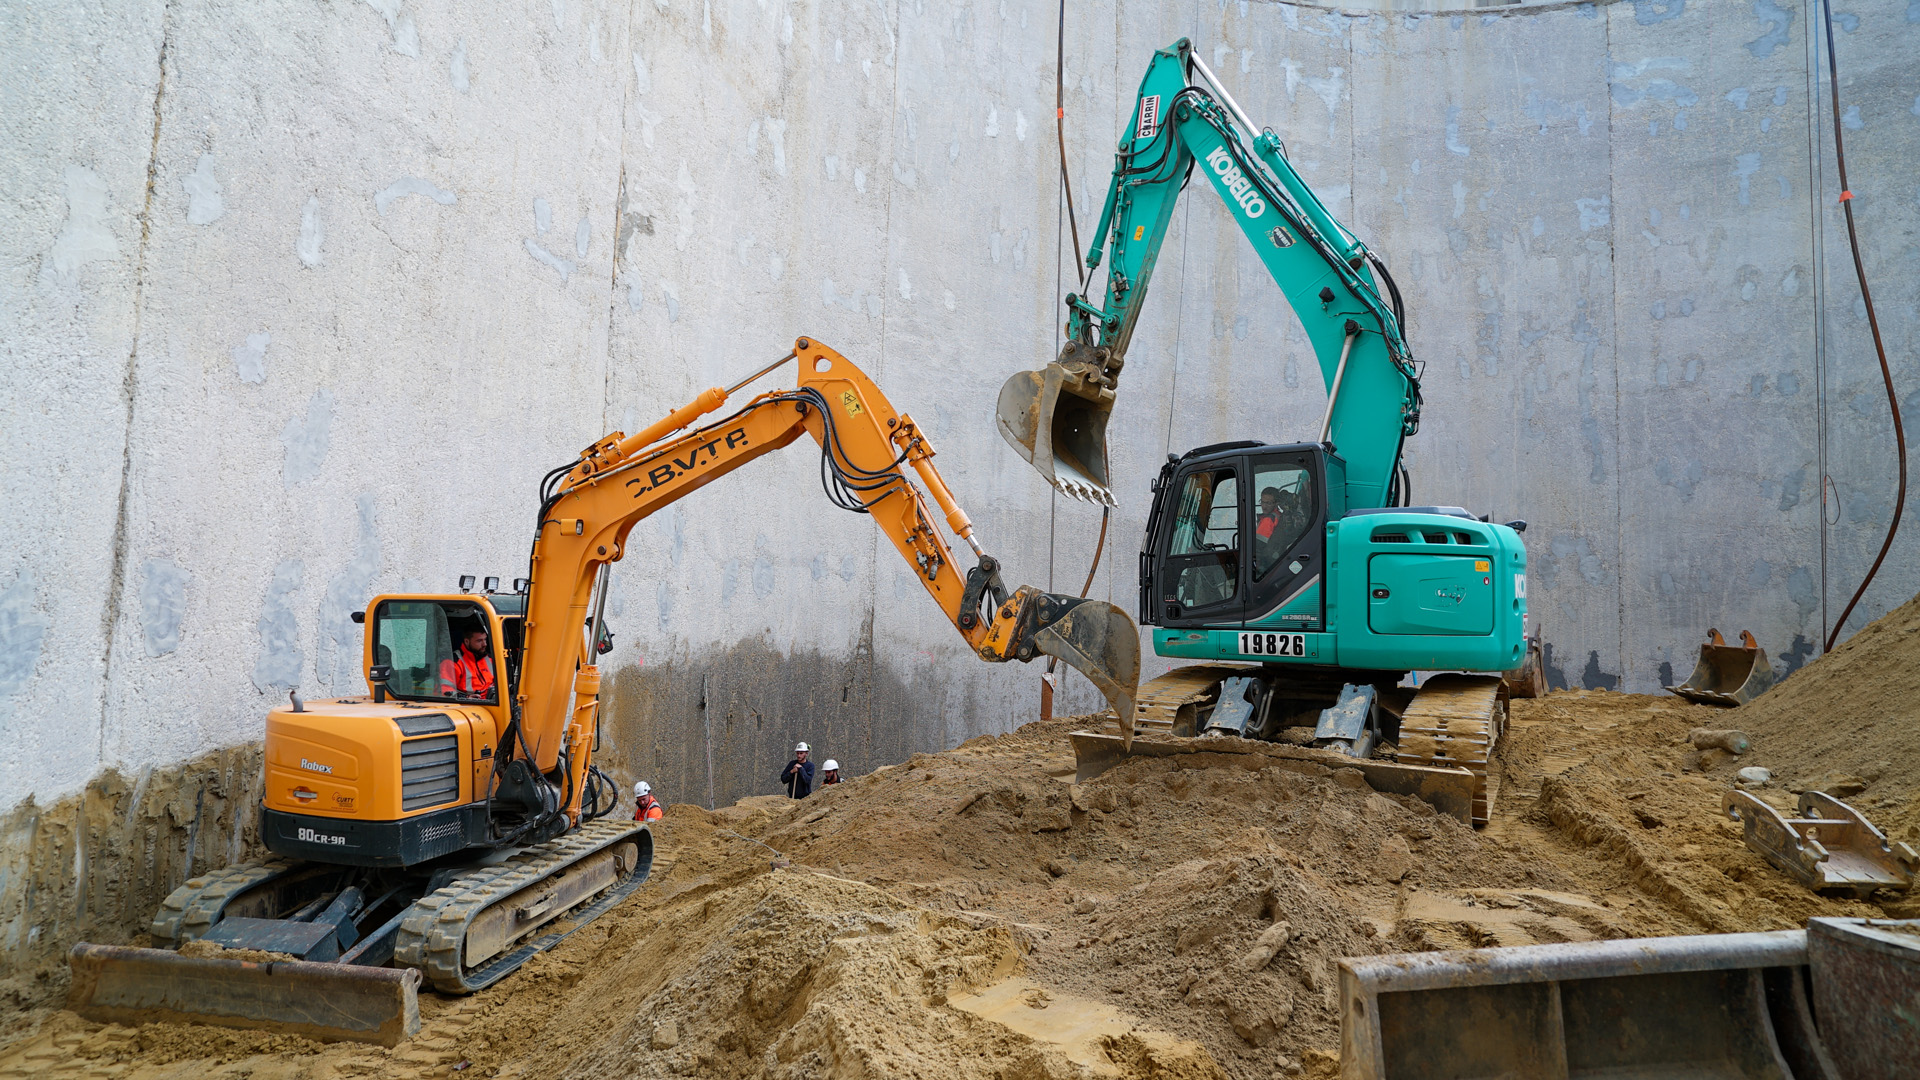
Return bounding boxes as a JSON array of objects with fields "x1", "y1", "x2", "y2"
[
  {"x1": 634, "y1": 796, "x2": 663, "y2": 822},
  {"x1": 439, "y1": 647, "x2": 495, "y2": 698}
]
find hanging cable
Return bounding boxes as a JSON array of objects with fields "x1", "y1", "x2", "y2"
[
  {"x1": 1040, "y1": 0, "x2": 1110, "y2": 722},
  {"x1": 1056, "y1": 0, "x2": 1085, "y2": 292},
  {"x1": 1818, "y1": 0, "x2": 1906, "y2": 652}
]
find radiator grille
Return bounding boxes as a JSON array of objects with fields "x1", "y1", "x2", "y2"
[{"x1": 401, "y1": 734, "x2": 461, "y2": 811}]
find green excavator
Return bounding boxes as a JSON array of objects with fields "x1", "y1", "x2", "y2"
[{"x1": 999, "y1": 39, "x2": 1543, "y2": 825}]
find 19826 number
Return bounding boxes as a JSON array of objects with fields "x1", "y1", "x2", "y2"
[{"x1": 1238, "y1": 632, "x2": 1305, "y2": 657}]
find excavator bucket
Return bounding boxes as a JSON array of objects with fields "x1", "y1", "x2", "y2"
[
  {"x1": 995, "y1": 363, "x2": 1116, "y2": 505},
  {"x1": 1666, "y1": 628, "x2": 1777, "y2": 707},
  {"x1": 1339, "y1": 929, "x2": 1831, "y2": 1080},
  {"x1": 1030, "y1": 595, "x2": 1139, "y2": 741},
  {"x1": 67, "y1": 943, "x2": 420, "y2": 1045}
]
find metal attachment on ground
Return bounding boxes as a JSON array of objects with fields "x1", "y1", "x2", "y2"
[
  {"x1": 1339, "y1": 928, "x2": 1843, "y2": 1080},
  {"x1": 1666, "y1": 628, "x2": 1777, "y2": 707},
  {"x1": 1724, "y1": 788, "x2": 1918, "y2": 897}
]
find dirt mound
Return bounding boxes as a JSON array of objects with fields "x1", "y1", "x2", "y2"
[
  {"x1": 1725, "y1": 590, "x2": 1920, "y2": 839},
  {"x1": 1498, "y1": 692, "x2": 1895, "y2": 938},
  {"x1": 748, "y1": 719, "x2": 1575, "y2": 1075},
  {"x1": 3, "y1": 692, "x2": 1913, "y2": 1080}
]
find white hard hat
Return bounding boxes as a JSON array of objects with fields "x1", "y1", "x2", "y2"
[
  {"x1": 823, "y1": 760, "x2": 839, "y2": 772},
  {"x1": 795, "y1": 741, "x2": 810, "y2": 752},
  {"x1": 634, "y1": 781, "x2": 651, "y2": 798}
]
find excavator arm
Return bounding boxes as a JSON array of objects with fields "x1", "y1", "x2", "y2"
[
  {"x1": 998, "y1": 37, "x2": 1421, "y2": 511},
  {"x1": 517, "y1": 338, "x2": 1141, "y2": 824}
]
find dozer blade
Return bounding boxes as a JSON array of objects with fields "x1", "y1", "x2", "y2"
[
  {"x1": 995, "y1": 363, "x2": 1116, "y2": 506},
  {"x1": 1070, "y1": 729, "x2": 1479, "y2": 823},
  {"x1": 67, "y1": 942, "x2": 420, "y2": 1046},
  {"x1": 1666, "y1": 628, "x2": 1777, "y2": 707},
  {"x1": 1030, "y1": 595, "x2": 1139, "y2": 741}
]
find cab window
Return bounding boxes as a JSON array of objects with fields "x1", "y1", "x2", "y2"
[
  {"x1": 1251, "y1": 462, "x2": 1315, "y2": 580},
  {"x1": 1166, "y1": 468, "x2": 1239, "y2": 609},
  {"x1": 372, "y1": 601, "x2": 497, "y2": 705}
]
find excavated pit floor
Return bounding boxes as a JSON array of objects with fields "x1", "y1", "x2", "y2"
[{"x1": 5, "y1": 597, "x2": 1919, "y2": 1079}]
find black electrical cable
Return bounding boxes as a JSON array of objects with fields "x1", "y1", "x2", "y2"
[
  {"x1": 1818, "y1": 0, "x2": 1906, "y2": 652},
  {"x1": 1056, "y1": 0, "x2": 1085, "y2": 292}
]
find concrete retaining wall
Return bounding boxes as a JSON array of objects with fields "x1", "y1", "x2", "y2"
[{"x1": 2, "y1": 0, "x2": 1915, "y2": 963}]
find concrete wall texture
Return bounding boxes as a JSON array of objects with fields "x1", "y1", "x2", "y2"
[{"x1": 3, "y1": 0, "x2": 1915, "y2": 894}]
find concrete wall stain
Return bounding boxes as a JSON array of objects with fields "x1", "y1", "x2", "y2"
[{"x1": 137, "y1": 559, "x2": 190, "y2": 658}]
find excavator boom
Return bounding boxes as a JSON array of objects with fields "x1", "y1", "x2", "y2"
[
  {"x1": 999, "y1": 38, "x2": 1418, "y2": 510},
  {"x1": 527, "y1": 337, "x2": 1139, "y2": 805}
]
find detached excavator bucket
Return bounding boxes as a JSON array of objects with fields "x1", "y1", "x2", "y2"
[
  {"x1": 995, "y1": 363, "x2": 1116, "y2": 505},
  {"x1": 1666, "y1": 628, "x2": 1777, "y2": 707},
  {"x1": 1030, "y1": 595, "x2": 1139, "y2": 741},
  {"x1": 1339, "y1": 930, "x2": 1831, "y2": 1080},
  {"x1": 68, "y1": 943, "x2": 420, "y2": 1045}
]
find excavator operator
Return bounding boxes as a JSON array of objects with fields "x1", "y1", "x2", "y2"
[
  {"x1": 1256, "y1": 487, "x2": 1285, "y2": 543},
  {"x1": 440, "y1": 627, "x2": 496, "y2": 700}
]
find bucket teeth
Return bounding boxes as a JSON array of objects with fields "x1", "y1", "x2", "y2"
[{"x1": 1052, "y1": 476, "x2": 1117, "y2": 506}]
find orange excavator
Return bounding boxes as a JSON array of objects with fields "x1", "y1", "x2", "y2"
[{"x1": 68, "y1": 338, "x2": 1140, "y2": 1044}]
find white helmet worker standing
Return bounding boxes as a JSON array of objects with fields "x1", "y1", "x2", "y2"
[
  {"x1": 821, "y1": 759, "x2": 842, "y2": 786},
  {"x1": 781, "y1": 742, "x2": 816, "y2": 799},
  {"x1": 632, "y1": 780, "x2": 662, "y2": 822}
]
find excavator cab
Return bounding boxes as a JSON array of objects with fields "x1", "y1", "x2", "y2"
[{"x1": 1141, "y1": 441, "x2": 1338, "y2": 636}]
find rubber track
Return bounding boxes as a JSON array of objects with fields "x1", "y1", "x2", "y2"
[
  {"x1": 1394, "y1": 673, "x2": 1505, "y2": 826},
  {"x1": 149, "y1": 859, "x2": 296, "y2": 943},
  {"x1": 393, "y1": 820, "x2": 651, "y2": 994}
]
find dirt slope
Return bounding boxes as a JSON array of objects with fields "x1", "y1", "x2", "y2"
[
  {"x1": 1725, "y1": 590, "x2": 1920, "y2": 839},
  {"x1": 2, "y1": 689, "x2": 1910, "y2": 1080}
]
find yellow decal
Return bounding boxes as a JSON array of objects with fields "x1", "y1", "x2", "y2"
[
  {"x1": 1134, "y1": 225, "x2": 1145, "y2": 241},
  {"x1": 1474, "y1": 560, "x2": 1490, "y2": 572},
  {"x1": 840, "y1": 390, "x2": 864, "y2": 416}
]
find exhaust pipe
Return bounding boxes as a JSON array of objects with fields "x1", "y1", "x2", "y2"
[{"x1": 996, "y1": 352, "x2": 1118, "y2": 506}]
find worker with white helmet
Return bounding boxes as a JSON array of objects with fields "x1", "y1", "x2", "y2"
[
  {"x1": 780, "y1": 741, "x2": 816, "y2": 799},
  {"x1": 820, "y1": 759, "x2": 842, "y2": 786},
  {"x1": 632, "y1": 780, "x2": 663, "y2": 821}
]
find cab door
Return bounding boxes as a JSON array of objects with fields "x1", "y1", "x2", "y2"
[
  {"x1": 1152, "y1": 463, "x2": 1247, "y2": 627},
  {"x1": 1243, "y1": 452, "x2": 1327, "y2": 629}
]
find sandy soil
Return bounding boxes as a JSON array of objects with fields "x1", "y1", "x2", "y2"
[{"x1": 4, "y1": 606, "x2": 1915, "y2": 1079}]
